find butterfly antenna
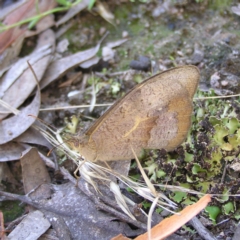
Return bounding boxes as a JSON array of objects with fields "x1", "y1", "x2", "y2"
[{"x1": 47, "y1": 136, "x2": 74, "y2": 156}]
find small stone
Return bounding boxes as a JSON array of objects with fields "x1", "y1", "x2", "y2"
[
  {"x1": 122, "y1": 31, "x2": 128, "y2": 38},
  {"x1": 99, "y1": 27, "x2": 106, "y2": 36},
  {"x1": 221, "y1": 80, "x2": 229, "y2": 86},
  {"x1": 56, "y1": 39, "x2": 69, "y2": 53}
]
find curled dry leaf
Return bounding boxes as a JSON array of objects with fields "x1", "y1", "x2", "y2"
[{"x1": 0, "y1": 89, "x2": 40, "y2": 144}]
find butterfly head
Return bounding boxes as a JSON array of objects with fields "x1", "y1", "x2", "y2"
[{"x1": 66, "y1": 134, "x2": 97, "y2": 162}]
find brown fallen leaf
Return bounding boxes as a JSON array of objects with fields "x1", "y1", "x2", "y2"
[
  {"x1": 134, "y1": 194, "x2": 211, "y2": 240},
  {"x1": 21, "y1": 147, "x2": 51, "y2": 198}
]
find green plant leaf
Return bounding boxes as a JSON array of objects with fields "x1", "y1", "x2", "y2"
[
  {"x1": 223, "y1": 202, "x2": 234, "y2": 215},
  {"x1": 172, "y1": 191, "x2": 187, "y2": 203},
  {"x1": 56, "y1": 0, "x2": 71, "y2": 7},
  {"x1": 226, "y1": 117, "x2": 239, "y2": 134},
  {"x1": 88, "y1": 0, "x2": 96, "y2": 10},
  {"x1": 213, "y1": 124, "x2": 228, "y2": 146},
  {"x1": 205, "y1": 206, "x2": 221, "y2": 224},
  {"x1": 156, "y1": 170, "x2": 166, "y2": 178}
]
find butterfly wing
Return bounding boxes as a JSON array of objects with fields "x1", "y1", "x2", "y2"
[{"x1": 77, "y1": 65, "x2": 200, "y2": 161}]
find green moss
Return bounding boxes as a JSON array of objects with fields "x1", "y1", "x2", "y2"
[
  {"x1": 1, "y1": 201, "x2": 24, "y2": 222},
  {"x1": 208, "y1": 0, "x2": 233, "y2": 11}
]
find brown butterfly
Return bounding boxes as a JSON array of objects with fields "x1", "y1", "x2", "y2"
[{"x1": 68, "y1": 65, "x2": 200, "y2": 162}]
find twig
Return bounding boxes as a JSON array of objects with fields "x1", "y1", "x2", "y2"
[
  {"x1": 0, "y1": 190, "x2": 71, "y2": 217},
  {"x1": 39, "y1": 103, "x2": 112, "y2": 111},
  {"x1": 190, "y1": 217, "x2": 217, "y2": 240}
]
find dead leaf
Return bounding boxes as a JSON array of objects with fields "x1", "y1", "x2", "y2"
[
  {"x1": 15, "y1": 127, "x2": 52, "y2": 149},
  {"x1": 105, "y1": 39, "x2": 128, "y2": 49},
  {"x1": 0, "y1": 0, "x2": 26, "y2": 20},
  {"x1": 0, "y1": 139, "x2": 55, "y2": 168},
  {"x1": 232, "y1": 4, "x2": 240, "y2": 16},
  {"x1": 134, "y1": 194, "x2": 211, "y2": 240},
  {"x1": 102, "y1": 46, "x2": 115, "y2": 61},
  {"x1": 7, "y1": 210, "x2": 51, "y2": 239},
  {"x1": 96, "y1": 1, "x2": 115, "y2": 26},
  {"x1": 21, "y1": 147, "x2": 51, "y2": 198},
  {"x1": 40, "y1": 33, "x2": 107, "y2": 89},
  {"x1": 0, "y1": 89, "x2": 40, "y2": 144},
  {"x1": 0, "y1": 0, "x2": 35, "y2": 54},
  {"x1": 0, "y1": 142, "x2": 25, "y2": 162},
  {"x1": 0, "y1": 29, "x2": 55, "y2": 120},
  {"x1": 44, "y1": 182, "x2": 141, "y2": 240},
  {"x1": 0, "y1": 34, "x2": 24, "y2": 77},
  {"x1": 0, "y1": 44, "x2": 52, "y2": 97},
  {"x1": 101, "y1": 38, "x2": 128, "y2": 63},
  {"x1": 38, "y1": 152, "x2": 55, "y2": 169},
  {"x1": 0, "y1": 0, "x2": 56, "y2": 75},
  {"x1": 56, "y1": 0, "x2": 90, "y2": 27},
  {"x1": 79, "y1": 56, "x2": 100, "y2": 69},
  {"x1": 25, "y1": 14, "x2": 55, "y2": 38}
]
